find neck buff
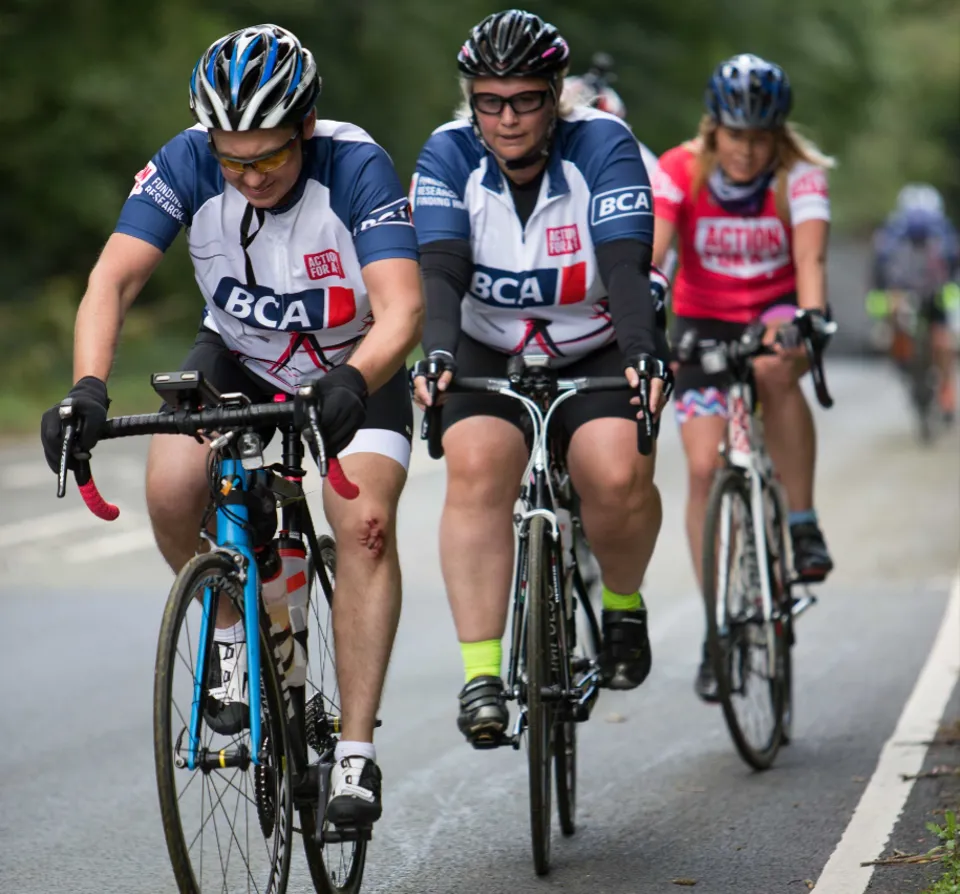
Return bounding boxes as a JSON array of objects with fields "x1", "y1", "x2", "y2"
[{"x1": 707, "y1": 165, "x2": 774, "y2": 216}]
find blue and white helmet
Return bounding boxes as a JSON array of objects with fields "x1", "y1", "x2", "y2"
[
  {"x1": 705, "y1": 53, "x2": 792, "y2": 130},
  {"x1": 896, "y1": 183, "x2": 945, "y2": 216},
  {"x1": 190, "y1": 24, "x2": 320, "y2": 130}
]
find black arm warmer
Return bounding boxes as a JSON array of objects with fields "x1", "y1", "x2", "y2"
[
  {"x1": 421, "y1": 239, "x2": 474, "y2": 356},
  {"x1": 596, "y1": 238, "x2": 660, "y2": 359}
]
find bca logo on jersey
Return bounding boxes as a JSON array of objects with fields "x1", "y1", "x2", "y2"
[
  {"x1": 354, "y1": 197, "x2": 413, "y2": 235},
  {"x1": 212, "y1": 279, "x2": 357, "y2": 331},
  {"x1": 129, "y1": 161, "x2": 157, "y2": 196},
  {"x1": 590, "y1": 185, "x2": 652, "y2": 225},
  {"x1": 469, "y1": 263, "x2": 587, "y2": 308}
]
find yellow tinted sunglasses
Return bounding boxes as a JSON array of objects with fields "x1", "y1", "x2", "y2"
[{"x1": 208, "y1": 130, "x2": 300, "y2": 175}]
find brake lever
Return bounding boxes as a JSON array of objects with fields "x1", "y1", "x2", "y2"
[
  {"x1": 636, "y1": 375, "x2": 653, "y2": 457},
  {"x1": 306, "y1": 403, "x2": 328, "y2": 477},
  {"x1": 803, "y1": 334, "x2": 835, "y2": 409},
  {"x1": 57, "y1": 421, "x2": 75, "y2": 499}
]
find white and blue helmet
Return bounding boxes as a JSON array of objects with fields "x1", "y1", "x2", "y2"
[
  {"x1": 896, "y1": 183, "x2": 945, "y2": 216},
  {"x1": 189, "y1": 24, "x2": 320, "y2": 130}
]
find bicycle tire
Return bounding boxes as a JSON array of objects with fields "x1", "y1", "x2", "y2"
[
  {"x1": 702, "y1": 469, "x2": 784, "y2": 770},
  {"x1": 911, "y1": 320, "x2": 937, "y2": 443},
  {"x1": 556, "y1": 540, "x2": 594, "y2": 838},
  {"x1": 154, "y1": 551, "x2": 294, "y2": 894},
  {"x1": 767, "y1": 485, "x2": 794, "y2": 746},
  {"x1": 525, "y1": 515, "x2": 553, "y2": 875},
  {"x1": 300, "y1": 534, "x2": 367, "y2": 894}
]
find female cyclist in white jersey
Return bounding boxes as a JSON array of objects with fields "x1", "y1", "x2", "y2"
[{"x1": 410, "y1": 9, "x2": 671, "y2": 746}]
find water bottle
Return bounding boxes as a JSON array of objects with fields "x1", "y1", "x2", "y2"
[{"x1": 261, "y1": 534, "x2": 309, "y2": 687}]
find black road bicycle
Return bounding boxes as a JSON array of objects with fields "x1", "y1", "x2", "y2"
[{"x1": 420, "y1": 353, "x2": 668, "y2": 875}]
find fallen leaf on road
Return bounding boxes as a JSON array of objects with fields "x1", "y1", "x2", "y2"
[
  {"x1": 605, "y1": 712, "x2": 626, "y2": 723},
  {"x1": 671, "y1": 880, "x2": 697, "y2": 887},
  {"x1": 851, "y1": 776, "x2": 867, "y2": 783},
  {"x1": 901, "y1": 765, "x2": 960, "y2": 781},
  {"x1": 804, "y1": 881, "x2": 815, "y2": 890}
]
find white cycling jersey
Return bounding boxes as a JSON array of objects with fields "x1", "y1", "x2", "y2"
[
  {"x1": 411, "y1": 107, "x2": 655, "y2": 364},
  {"x1": 116, "y1": 121, "x2": 417, "y2": 392}
]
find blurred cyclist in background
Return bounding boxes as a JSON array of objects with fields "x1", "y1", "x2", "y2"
[{"x1": 868, "y1": 183, "x2": 959, "y2": 417}]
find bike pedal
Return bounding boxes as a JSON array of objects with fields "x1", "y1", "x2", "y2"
[
  {"x1": 323, "y1": 825, "x2": 372, "y2": 844},
  {"x1": 468, "y1": 729, "x2": 506, "y2": 750}
]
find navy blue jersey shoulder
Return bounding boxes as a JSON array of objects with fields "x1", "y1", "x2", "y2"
[
  {"x1": 306, "y1": 127, "x2": 418, "y2": 263},
  {"x1": 555, "y1": 116, "x2": 648, "y2": 192},
  {"x1": 414, "y1": 123, "x2": 484, "y2": 200},
  {"x1": 115, "y1": 127, "x2": 223, "y2": 251},
  {"x1": 556, "y1": 115, "x2": 654, "y2": 246}
]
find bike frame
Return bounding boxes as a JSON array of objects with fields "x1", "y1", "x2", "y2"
[
  {"x1": 714, "y1": 376, "x2": 785, "y2": 679},
  {"x1": 187, "y1": 423, "x2": 314, "y2": 770},
  {"x1": 490, "y1": 372, "x2": 601, "y2": 741}
]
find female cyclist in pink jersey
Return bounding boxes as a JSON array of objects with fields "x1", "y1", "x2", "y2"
[{"x1": 652, "y1": 53, "x2": 835, "y2": 701}]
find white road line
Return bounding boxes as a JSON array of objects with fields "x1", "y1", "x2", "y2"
[
  {"x1": 0, "y1": 509, "x2": 117, "y2": 549},
  {"x1": 814, "y1": 572, "x2": 960, "y2": 893},
  {"x1": 62, "y1": 527, "x2": 157, "y2": 563}
]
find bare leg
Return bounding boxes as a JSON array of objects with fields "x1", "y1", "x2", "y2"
[
  {"x1": 322, "y1": 452, "x2": 407, "y2": 745},
  {"x1": 567, "y1": 418, "x2": 661, "y2": 592},
  {"x1": 145, "y1": 433, "x2": 239, "y2": 627},
  {"x1": 679, "y1": 415, "x2": 727, "y2": 588},
  {"x1": 439, "y1": 417, "x2": 528, "y2": 642}
]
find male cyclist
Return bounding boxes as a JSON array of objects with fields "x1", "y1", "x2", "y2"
[
  {"x1": 39, "y1": 24, "x2": 423, "y2": 829},
  {"x1": 870, "y1": 183, "x2": 959, "y2": 417},
  {"x1": 409, "y1": 9, "x2": 671, "y2": 746}
]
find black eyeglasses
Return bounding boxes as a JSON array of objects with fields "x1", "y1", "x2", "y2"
[{"x1": 471, "y1": 90, "x2": 551, "y2": 117}]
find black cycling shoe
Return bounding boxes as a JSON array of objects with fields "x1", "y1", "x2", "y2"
[
  {"x1": 457, "y1": 675, "x2": 508, "y2": 748},
  {"x1": 694, "y1": 643, "x2": 720, "y2": 703},
  {"x1": 600, "y1": 608, "x2": 652, "y2": 690},
  {"x1": 326, "y1": 756, "x2": 382, "y2": 827},
  {"x1": 790, "y1": 521, "x2": 834, "y2": 582}
]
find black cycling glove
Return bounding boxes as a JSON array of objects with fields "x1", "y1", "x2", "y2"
[
  {"x1": 303, "y1": 364, "x2": 368, "y2": 457},
  {"x1": 40, "y1": 376, "x2": 110, "y2": 473},
  {"x1": 411, "y1": 350, "x2": 457, "y2": 386}
]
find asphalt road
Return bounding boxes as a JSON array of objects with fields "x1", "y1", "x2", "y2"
[{"x1": 1, "y1": 358, "x2": 958, "y2": 894}]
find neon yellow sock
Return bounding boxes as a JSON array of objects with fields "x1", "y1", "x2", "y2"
[
  {"x1": 460, "y1": 639, "x2": 502, "y2": 684},
  {"x1": 602, "y1": 584, "x2": 643, "y2": 612}
]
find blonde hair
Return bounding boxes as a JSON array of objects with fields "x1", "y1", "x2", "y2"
[
  {"x1": 690, "y1": 114, "x2": 836, "y2": 221},
  {"x1": 453, "y1": 71, "x2": 576, "y2": 120}
]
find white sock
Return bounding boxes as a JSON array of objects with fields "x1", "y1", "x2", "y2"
[
  {"x1": 335, "y1": 740, "x2": 376, "y2": 763},
  {"x1": 214, "y1": 620, "x2": 246, "y2": 644}
]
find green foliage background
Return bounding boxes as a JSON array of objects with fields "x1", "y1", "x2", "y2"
[{"x1": 0, "y1": 0, "x2": 957, "y2": 427}]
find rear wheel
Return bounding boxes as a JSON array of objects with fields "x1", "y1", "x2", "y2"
[
  {"x1": 525, "y1": 516, "x2": 554, "y2": 875},
  {"x1": 301, "y1": 534, "x2": 366, "y2": 894},
  {"x1": 911, "y1": 319, "x2": 938, "y2": 443},
  {"x1": 702, "y1": 469, "x2": 784, "y2": 770}
]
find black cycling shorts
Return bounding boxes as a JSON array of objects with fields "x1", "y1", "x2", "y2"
[
  {"x1": 438, "y1": 334, "x2": 636, "y2": 440},
  {"x1": 670, "y1": 294, "x2": 801, "y2": 395},
  {"x1": 167, "y1": 329, "x2": 413, "y2": 466}
]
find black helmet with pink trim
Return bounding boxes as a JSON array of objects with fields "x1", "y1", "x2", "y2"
[{"x1": 458, "y1": 10, "x2": 569, "y2": 80}]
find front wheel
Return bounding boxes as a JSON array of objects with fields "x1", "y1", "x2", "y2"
[
  {"x1": 702, "y1": 469, "x2": 785, "y2": 770},
  {"x1": 524, "y1": 516, "x2": 554, "y2": 875},
  {"x1": 154, "y1": 551, "x2": 294, "y2": 894}
]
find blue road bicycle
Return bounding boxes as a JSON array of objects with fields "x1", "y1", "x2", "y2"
[{"x1": 56, "y1": 370, "x2": 369, "y2": 894}]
